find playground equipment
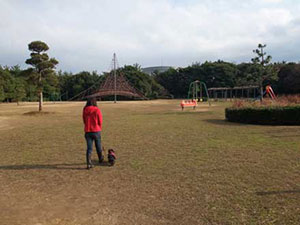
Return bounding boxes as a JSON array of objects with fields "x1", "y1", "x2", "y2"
[
  {"x1": 208, "y1": 85, "x2": 259, "y2": 100},
  {"x1": 180, "y1": 99, "x2": 197, "y2": 110},
  {"x1": 69, "y1": 53, "x2": 146, "y2": 101},
  {"x1": 207, "y1": 85, "x2": 276, "y2": 101},
  {"x1": 180, "y1": 80, "x2": 210, "y2": 110},
  {"x1": 265, "y1": 85, "x2": 276, "y2": 100}
]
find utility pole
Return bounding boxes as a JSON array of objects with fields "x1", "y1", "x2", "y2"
[{"x1": 113, "y1": 53, "x2": 117, "y2": 103}]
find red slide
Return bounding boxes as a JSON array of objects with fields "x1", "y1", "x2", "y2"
[{"x1": 266, "y1": 85, "x2": 276, "y2": 99}]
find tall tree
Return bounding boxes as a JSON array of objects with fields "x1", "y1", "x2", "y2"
[
  {"x1": 0, "y1": 66, "x2": 15, "y2": 102},
  {"x1": 13, "y1": 77, "x2": 26, "y2": 105},
  {"x1": 25, "y1": 41, "x2": 58, "y2": 111},
  {"x1": 251, "y1": 44, "x2": 277, "y2": 100},
  {"x1": 0, "y1": 68, "x2": 5, "y2": 101},
  {"x1": 120, "y1": 65, "x2": 166, "y2": 99},
  {"x1": 154, "y1": 68, "x2": 189, "y2": 98},
  {"x1": 277, "y1": 63, "x2": 300, "y2": 94},
  {"x1": 0, "y1": 86, "x2": 4, "y2": 102}
]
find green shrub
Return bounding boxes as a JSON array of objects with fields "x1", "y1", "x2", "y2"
[{"x1": 225, "y1": 105, "x2": 300, "y2": 125}]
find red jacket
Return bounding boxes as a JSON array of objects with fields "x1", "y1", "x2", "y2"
[{"x1": 82, "y1": 106, "x2": 102, "y2": 132}]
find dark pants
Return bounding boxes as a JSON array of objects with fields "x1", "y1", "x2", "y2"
[{"x1": 85, "y1": 132, "x2": 102, "y2": 161}]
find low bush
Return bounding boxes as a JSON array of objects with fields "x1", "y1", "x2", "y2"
[
  {"x1": 232, "y1": 95, "x2": 300, "y2": 108},
  {"x1": 225, "y1": 105, "x2": 300, "y2": 125}
]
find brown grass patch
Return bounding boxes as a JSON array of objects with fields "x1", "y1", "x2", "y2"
[
  {"x1": 0, "y1": 117, "x2": 12, "y2": 131},
  {"x1": 0, "y1": 100, "x2": 299, "y2": 225}
]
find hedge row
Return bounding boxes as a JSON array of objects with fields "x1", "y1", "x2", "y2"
[{"x1": 225, "y1": 105, "x2": 300, "y2": 125}]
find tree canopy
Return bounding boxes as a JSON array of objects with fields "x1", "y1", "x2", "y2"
[
  {"x1": 25, "y1": 40, "x2": 58, "y2": 110},
  {"x1": 2, "y1": 43, "x2": 300, "y2": 104}
]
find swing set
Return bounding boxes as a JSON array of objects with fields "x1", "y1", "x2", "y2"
[{"x1": 180, "y1": 80, "x2": 211, "y2": 110}]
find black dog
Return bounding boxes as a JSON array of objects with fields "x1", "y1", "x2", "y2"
[{"x1": 108, "y1": 149, "x2": 116, "y2": 166}]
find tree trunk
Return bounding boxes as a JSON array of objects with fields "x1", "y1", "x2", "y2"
[
  {"x1": 39, "y1": 91, "x2": 43, "y2": 111},
  {"x1": 38, "y1": 72, "x2": 43, "y2": 111},
  {"x1": 260, "y1": 85, "x2": 263, "y2": 102}
]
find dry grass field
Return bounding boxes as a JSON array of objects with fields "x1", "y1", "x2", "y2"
[{"x1": 0, "y1": 100, "x2": 299, "y2": 225}]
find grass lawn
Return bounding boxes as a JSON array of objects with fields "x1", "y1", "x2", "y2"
[{"x1": 0, "y1": 100, "x2": 299, "y2": 225}]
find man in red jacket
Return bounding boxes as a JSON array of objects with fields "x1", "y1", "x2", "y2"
[{"x1": 82, "y1": 98, "x2": 103, "y2": 169}]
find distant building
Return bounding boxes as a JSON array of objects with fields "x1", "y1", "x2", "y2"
[{"x1": 142, "y1": 66, "x2": 172, "y2": 75}]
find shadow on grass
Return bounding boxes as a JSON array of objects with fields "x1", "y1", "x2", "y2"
[
  {"x1": 256, "y1": 190, "x2": 300, "y2": 196},
  {"x1": 136, "y1": 111, "x2": 212, "y2": 116},
  {"x1": 162, "y1": 111, "x2": 212, "y2": 115},
  {"x1": 0, "y1": 161, "x2": 111, "y2": 170},
  {"x1": 23, "y1": 111, "x2": 55, "y2": 116},
  {"x1": 204, "y1": 119, "x2": 247, "y2": 126}
]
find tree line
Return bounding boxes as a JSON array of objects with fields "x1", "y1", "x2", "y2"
[
  {"x1": 153, "y1": 61, "x2": 300, "y2": 98},
  {"x1": 1, "y1": 41, "x2": 300, "y2": 106}
]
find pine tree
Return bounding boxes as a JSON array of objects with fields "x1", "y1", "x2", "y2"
[
  {"x1": 25, "y1": 41, "x2": 58, "y2": 111},
  {"x1": 251, "y1": 44, "x2": 277, "y2": 100}
]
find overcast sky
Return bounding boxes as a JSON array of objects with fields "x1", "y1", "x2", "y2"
[{"x1": 1, "y1": 0, "x2": 300, "y2": 73}]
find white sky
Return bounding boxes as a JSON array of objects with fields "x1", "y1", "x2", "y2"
[{"x1": 1, "y1": 0, "x2": 300, "y2": 73}]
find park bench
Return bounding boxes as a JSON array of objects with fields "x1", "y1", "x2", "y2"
[{"x1": 180, "y1": 100, "x2": 197, "y2": 110}]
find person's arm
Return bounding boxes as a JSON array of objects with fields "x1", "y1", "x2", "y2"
[
  {"x1": 82, "y1": 108, "x2": 86, "y2": 124},
  {"x1": 98, "y1": 109, "x2": 103, "y2": 127}
]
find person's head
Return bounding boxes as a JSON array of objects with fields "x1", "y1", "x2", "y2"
[{"x1": 85, "y1": 97, "x2": 97, "y2": 107}]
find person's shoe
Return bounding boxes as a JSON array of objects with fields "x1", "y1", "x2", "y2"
[
  {"x1": 99, "y1": 155, "x2": 104, "y2": 164},
  {"x1": 87, "y1": 154, "x2": 93, "y2": 170},
  {"x1": 87, "y1": 164, "x2": 94, "y2": 170}
]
